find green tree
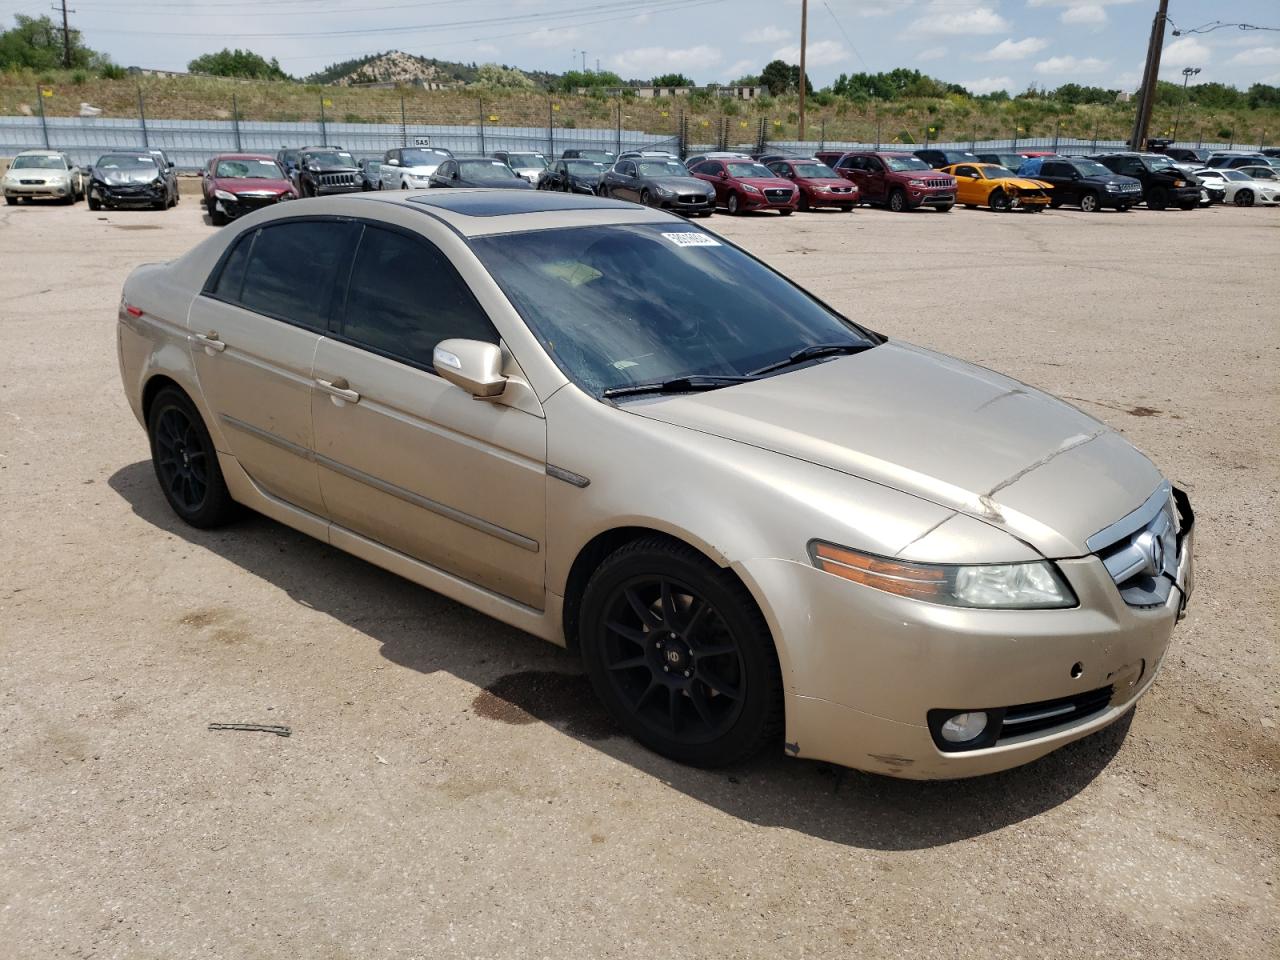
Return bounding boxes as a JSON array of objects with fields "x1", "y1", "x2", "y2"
[
  {"x1": 471, "y1": 63, "x2": 534, "y2": 89},
  {"x1": 556, "y1": 69, "x2": 625, "y2": 92},
  {"x1": 759, "y1": 59, "x2": 811, "y2": 96},
  {"x1": 651, "y1": 72, "x2": 693, "y2": 87},
  {"x1": 188, "y1": 48, "x2": 291, "y2": 81},
  {"x1": 0, "y1": 14, "x2": 108, "y2": 70},
  {"x1": 731, "y1": 74, "x2": 760, "y2": 86}
]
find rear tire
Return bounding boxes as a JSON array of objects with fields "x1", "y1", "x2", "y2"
[
  {"x1": 147, "y1": 387, "x2": 238, "y2": 529},
  {"x1": 579, "y1": 537, "x2": 784, "y2": 767}
]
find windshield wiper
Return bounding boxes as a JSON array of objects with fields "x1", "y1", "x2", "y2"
[
  {"x1": 749, "y1": 342, "x2": 873, "y2": 377},
  {"x1": 603, "y1": 374, "x2": 755, "y2": 399}
]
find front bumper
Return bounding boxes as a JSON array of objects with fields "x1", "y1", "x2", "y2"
[
  {"x1": 805, "y1": 186, "x2": 858, "y2": 207},
  {"x1": 737, "y1": 190, "x2": 798, "y2": 211},
  {"x1": 4, "y1": 179, "x2": 73, "y2": 198},
  {"x1": 91, "y1": 182, "x2": 166, "y2": 206},
  {"x1": 737, "y1": 494, "x2": 1194, "y2": 779},
  {"x1": 907, "y1": 188, "x2": 954, "y2": 208},
  {"x1": 212, "y1": 192, "x2": 290, "y2": 219},
  {"x1": 658, "y1": 193, "x2": 715, "y2": 214}
]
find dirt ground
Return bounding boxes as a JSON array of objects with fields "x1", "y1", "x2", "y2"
[{"x1": 1, "y1": 195, "x2": 1277, "y2": 960}]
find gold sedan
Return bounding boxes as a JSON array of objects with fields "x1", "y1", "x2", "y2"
[{"x1": 940, "y1": 162, "x2": 1052, "y2": 212}]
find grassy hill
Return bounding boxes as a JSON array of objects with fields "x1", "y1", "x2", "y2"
[{"x1": 2, "y1": 68, "x2": 1276, "y2": 147}]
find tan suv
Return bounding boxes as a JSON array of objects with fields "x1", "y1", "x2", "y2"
[{"x1": 117, "y1": 191, "x2": 1194, "y2": 778}]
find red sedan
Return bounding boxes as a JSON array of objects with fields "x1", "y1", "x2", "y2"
[
  {"x1": 201, "y1": 153, "x2": 297, "y2": 226},
  {"x1": 688, "y1": 158, "x2": 798, "y2": 215},
  {"x1": 765, "y1": 157, "x2": 858, "y2": 211}
]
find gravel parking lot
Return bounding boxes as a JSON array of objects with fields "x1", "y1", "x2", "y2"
[{"x1": 2, "y1": 197, "x2": 1277, "y2": 959}]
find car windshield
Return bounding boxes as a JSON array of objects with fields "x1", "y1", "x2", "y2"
[
  {"x1": 944, "y1": 153, "x2": 977, "y2": 162},
  {"x1": 97, "y1": 155, "x2": 158, "y2": 171},
  {"x1": 884, "y1": 156, "x2": 932, "y2": 172},
  {"x1": 459, "y1": 160, "x2": 518, "y2": 182},
  {"x1": 402, "y1": 149, "x2": 450, "y2": 165},
  {"x1": 506, "y1": 153, "x2": 547, "y2": 168},
  {"x1": 1070, "y1": 159, "x2": 1112, "y2": 177},
  {"x1": 216, "y1": 159, "x2": 283, "y2": 179},
  {"x1": 638, "y1": 160, "x2": 689, "y2": 177},
  {"x1": 978, "y1": 166, "x2": 1016, "y2": 179},
  {"x1": 305, "y1": 152, "x2": 354, "y2": 167},
  {"x1": 725, "y1": 162, "x2": 774, "y2": 178},
  {"x1": 566, "y1": 160, "x2": 605, "y2": 174},
  {"x1": 469, "y1": 223, "x2": 875, "y2": 398},
  {"x1": 11, "y1": 155, "x2": 66, "y2": 170},
  {"x1": 572, "y1": 151, "x2": 615, "y2": 162},
  {"x1": 1146, "y1": 156, "x2": 1176, "y2": 171},
  {"x1": 792, "y1": 162, "x2": 837, "y2": 178}
]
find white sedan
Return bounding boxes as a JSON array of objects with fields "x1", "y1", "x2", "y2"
[{"x1": 1194, "y1": 168, "x2": 1280, "y2": 207}]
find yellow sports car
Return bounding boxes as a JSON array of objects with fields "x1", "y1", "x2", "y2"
[{"x1": 939, "y1": 163, "x2": 1052, "y2": 212}]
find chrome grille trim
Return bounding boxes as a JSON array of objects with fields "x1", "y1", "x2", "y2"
[{"x1": 1088, "y1": 482, "x2": 1180, "y2": 607}]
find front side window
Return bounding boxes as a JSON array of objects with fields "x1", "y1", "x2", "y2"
[
  {"x1": 236, "y1": 220, "x2": 357, "y2": 329},
  {"x1": 341, "y1": 226, "x2": 497, "y2": 368},
  {"x1": 470, "y1": 223, "x2": 876, "y2": 397}
]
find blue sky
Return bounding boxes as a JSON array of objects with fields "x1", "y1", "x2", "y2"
[{"x1": 6, "y1": 0, "x2": 1279, "y2": 92}]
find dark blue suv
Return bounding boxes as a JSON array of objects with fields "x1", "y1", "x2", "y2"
[{"x1": 1017, "y1": 156, "x2": 1143, "y2": 213}]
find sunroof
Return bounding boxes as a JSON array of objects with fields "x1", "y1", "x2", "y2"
[{"x1": 406, "y1": 191, "x2": 627, "y2": 217}]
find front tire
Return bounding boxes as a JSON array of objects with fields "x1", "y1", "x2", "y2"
[
  {"x1": 888, "y1": 188, "x2": 907, "y2": 212},
  {"x1": 3, "y1": 195, "x2": 15, "y2": 206},
  {"x1": 1148, "y1": 187, "x2": 1168, "y2": 211},
  {"x1": 989, "y1": 189, "x2": 1010, "y2": 212},
  {"x1": 87, "y1": 194, "x2": 100, "y2": 211},
  {"x1": 1079, "y1": 191, "x2": 1100, "y2": 213},
  {"x1": 726, "y1": 193, "x2": 740, "y2": 215},
  {"x1": 778, "y1": 208, "x2": 792, "y2": 216},
  {"x1": 1234, "y1": 190, "x2": 1254, "y2": 207},
  {"x1": 147, "y1": 387, "x2": 237, "y2": 529},
  {"x1": 579, "y1": 537, "x2": 783, "y2": 767}
]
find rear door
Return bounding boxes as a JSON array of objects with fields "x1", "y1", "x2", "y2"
[
  {"x1": 189, "y1": 217, "x2": 359, "y2": 515},
  {"x1": 311, "y1": 221, "x2": 548, "y2": 608},
  {"x1": 1039, "y1": 161, "x2": 1076, "y2": 203}
]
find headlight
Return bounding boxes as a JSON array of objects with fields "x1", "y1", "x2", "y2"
[
  {"x1": 808, "y1": 541, "x2": 1076, "y2": 609},
  {"x1": 908, "y1": 179, "x2": 926, "y2": 187},
  {"x1": 1105, "y1": 183, "x2": 1119, "y2": 191},
  {"x1": 1173, "y1": 180, "x2": 1186, "y2": 187},
  {"x1": 214, "y1": 189, "x2": 237, "y2": 202},
  {"x1": 152, "y1": 178, "x2": 165, "y2": 187},
  {"x1": 741, "y1": 183, "x2": 760, "y2": 194},
  {"x1": 656, "y1": 186, "x2": 674, "y2": 198}
]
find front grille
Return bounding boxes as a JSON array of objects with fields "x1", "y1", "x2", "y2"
[
  {"x1": 827, "y1": 185, "x2": 852, "y2": 193},
  {"x1": 1087, "y1": 483, "x2": 1181, "y2": 607},
  {"x1": 231, "y1": 194, "x2": 280, "y2": 211},
  {"x1": 20, "y1": 179, "x2": 46, "y2": 185},
  {"x1": 676, "y1": 194, "x2": 707, "y2": 204},
  {"x1": 320, "y1": 173, "x2": 355, "y2": 186},
  {"x1": 764, "y1": 188, "x2": 792, "y2": 203},
  {"x1": 998, "y1": 686, "x2": 1114, "y2": 741},
  {"x1": 924, "y1": 178, "x2": 952, "y2": 189}
]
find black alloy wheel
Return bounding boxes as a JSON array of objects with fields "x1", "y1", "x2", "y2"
[
  {"x1": 1234, "y1": 189, "x2": 1254, "y2": 207},
  {"x1": 147, "y1": 387, "x2": 237, "y2": 528},
  {"x1": 580, "y1": 538, "x2": 782, "y2": 766},
  {"x1": 989, "y1": 189, "x2": 1010, "y2": 212}
]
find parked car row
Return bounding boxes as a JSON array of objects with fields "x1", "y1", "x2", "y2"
[{"x1": 3, "y1": 148, "x2": 180, "y2": 209}]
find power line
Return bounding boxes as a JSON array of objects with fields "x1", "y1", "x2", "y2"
[
  {"x1": 820, "y1": 0, "x2": 868, "y2": 71},
  {"x1": 1169, "y1": 19, "x2": 1280, "y2": 36}
]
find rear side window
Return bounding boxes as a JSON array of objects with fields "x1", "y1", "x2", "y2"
[
  {"x1": 210, "y1": 230, "x2": 254, "y2": 301},
  {"x1": 1041, "y1": 161, "x2": 1068, "y2": 177},
  {"x1": 235, "y1": 220, "x2": 357, "y2": 329},
  {"x1": 339, "y1": 225, "x2": 497, "y2": 369}
]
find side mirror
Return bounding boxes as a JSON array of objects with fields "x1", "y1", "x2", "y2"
[{"x1": 434, "y1": 339, "x2": 507, "y2": 399}]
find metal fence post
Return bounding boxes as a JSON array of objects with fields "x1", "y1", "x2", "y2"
[
  {"x1": 547, "y1": 98, "x2": 554, "y2": 157},
  {"x1": 401, "y1": 96, "x2": 408, "y2": 148},
  {"x1": 1012, "y1": 126, "x2": 1018, "y2": 152},
  {"x1": 137, "y1": 86, "x2": 150, "y2": 149},
  {"x1": 970, "y1": 127, "x2": 976, "y2": 151},
  {"x1": 35, "y1": 86, "x2": 50, "y2": 148},
  {"x1": 615, "y1": 101, "x2": 622, "y2": 155},
  {"x1": 478, "y1": 99, "x2": 486, "y2": 155},
  {"x1": 819, "y1": 118, "x2": 825, "y2": 152},
  {"x1": 1053, "y1": 120, "x2": 1060, "y2": 152},
  {"x1": 875, "y1": 115, "x2": 881, "y2": 150},
  {"x1": 320, "y1": 96, "x2": 327, "y2": 144},
  {"x1": 232, "y1": 94, "x2": 242, "y2": 152},
  {"x1": 1092, "y1": 121, "x2": 1099, "y2": 153}
]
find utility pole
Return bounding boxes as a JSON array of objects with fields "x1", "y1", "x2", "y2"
[
  {"x1": 582, "y1": 51, "x2": 587, "y2": 72},
  {"x1": 1129, "y1": 0, "x2": 1170, "y2": 151},
  {"x1": 53, "y1": 0, "x2": 75, "y2": 68},
  {"x1": 797, "y1": 0, "x2": 808, "y2": 141}
]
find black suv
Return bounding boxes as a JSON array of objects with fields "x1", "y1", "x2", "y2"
[
  {"x1": 293, "y1": 146, "x2": 361, "y2": 197},
  {"x1": 1091, "y1": 152, "x2": 1201, "y2": 210},
  {"x1": 1160, "y1": 147, "x2": 1210, "y2": 164},
  {"x1": 1016, "y1": 156, "x2": 1143, "y2": 212},
  {"x1": 914, "y1": 148, "x2": 981, "y2": 169}
]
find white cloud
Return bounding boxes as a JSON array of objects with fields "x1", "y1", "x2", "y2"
[
  {"x1": 1061, "y1": 5, "x2": 1106, "y2": 25},
  {"x1": 723, "y1": 59, "x2": 757, "y2": 80},
  {"x1": 611, "y1": 45, "x2": 722, "y2": 77},
  {"x1": 524, "y1": 27, "x2": 580, "y2": 48},
  {"x1": 963, "y1": 75, "x2": 1013, "y2": 94},
  {"x1": 631, "y1": 12, "x2": 652, "y2": 25},
  {"x1": 743, "y1": 26, "x2": 790, "y2": 44},
  {"x1": 1230, "y1": 46, "x2": 1280, "y2": 67},
  {"x1": 1034, "y1": 55, "x2": 1109, "y2": 75},
  {"x1": 909, "y1": 5, "x2": 1009, "y2": 36},
  {"x1": 472, "y1": 43, "x2": 500, "y2": 58},
  {"x1": 977, "y1": 38, "x2": 1049, "y2": 61},
  {"x1": 771, "y1": 40, "x2": 848, "y2": 67},
  {"x1": 917, "y1": 46, "x2": 948, "y2": 62},
  {"x1": 1159, "y1": 37, "x2": 1212, "y2": 69}
]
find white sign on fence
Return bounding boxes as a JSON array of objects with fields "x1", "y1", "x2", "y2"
[{"x1": 413, "y1": 136, "x2": 432, "y2": 147}]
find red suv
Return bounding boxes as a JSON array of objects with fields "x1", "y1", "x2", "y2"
[
  {"x1": 830, "y1": 151, "x2": 956, "y2": 212},
  {"x1": 765, "y1": 157, "x2": 858, "y2": 211},
  {"x1": 688, "y1": 158, "x2": 798, "y2": 215}
]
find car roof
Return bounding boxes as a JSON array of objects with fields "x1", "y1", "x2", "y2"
[
  {"x1": 212, "y1": 153, "x2": 277, "y2": 161},
  {"x1": 15, "y1": 148, "x2": 64, "y2": 156}
]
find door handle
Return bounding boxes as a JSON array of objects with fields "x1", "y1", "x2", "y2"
[
  {"x1": 316, "y1": 376, "x2": 360, "y2": 404},
  {"x1": 194, "y1": 331, "x2": 226, "y2": 353}
]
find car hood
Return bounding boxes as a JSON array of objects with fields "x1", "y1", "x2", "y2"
[
  {"x1": 95, "y1": 168, "x2": 160, "y2": 185},
  {"x1": 798, "y1": 177, "x2": 856, "y2": 189},
  {"x1": 1088, "y1": 173, "x2": 1141, "y2": 187},
  {"x1": 644, "y1": 176, "x2": 712, "y2": 191},
  {"x1": 997, "y1": 177, "x2": 1052, "y2": 190},
  {"x1": 624, "y1": 342, "x2": 1162, "y2": 558},
  {"x1": 213, "y1": 178, "x2": 293, "y2": 194},
  {"x1": 736, "y1": 177, "x2": 795, "y2": 190},
  {"x1": 401, "y1": 164, "x2": 443, "y2": 176}
]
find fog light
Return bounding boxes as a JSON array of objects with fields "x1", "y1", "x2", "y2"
[{"x1": 940, "y1": 711, "x2": 988, "y2": 743}]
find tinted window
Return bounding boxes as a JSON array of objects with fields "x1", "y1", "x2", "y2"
[
  {"x1": 1041, "y1": 161, "x2": 1070, "y2": 177},
  {"x1": 237, "y1": 220, "x2": 356, "y2": 329},
  {"x1": 341, "y1": 225, "x2": 497, "y2": 368},
  {"x1": 210, "y1": 230, "x2": 253, "y2": 300}
]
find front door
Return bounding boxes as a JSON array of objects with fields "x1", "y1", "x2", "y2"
[
  {"x1": 311, "y1": 221, "x2": 548, "y2": 609},
  {"x1": 189, "y1": 218, "x2": 358, "y2": 515}
]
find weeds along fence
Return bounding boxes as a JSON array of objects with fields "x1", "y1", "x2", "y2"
[{"x1": 0, "y1": 84, "x2": 1270, "y2": 170}]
